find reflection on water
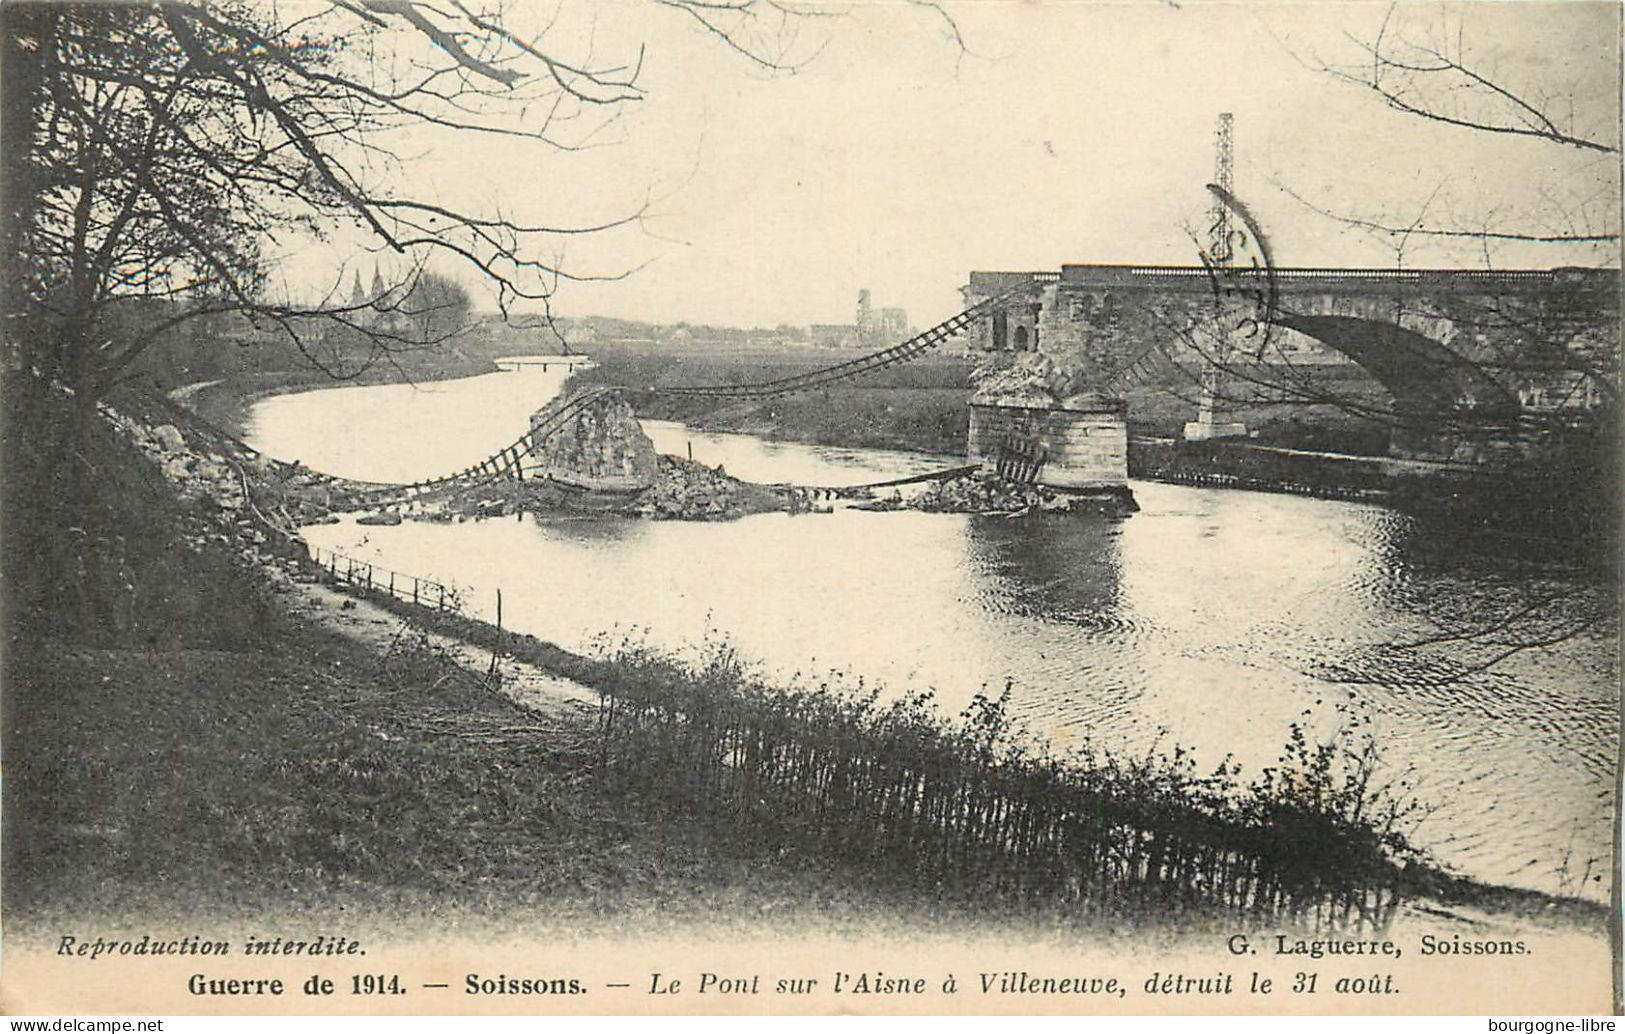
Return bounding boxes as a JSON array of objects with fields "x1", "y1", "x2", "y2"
[{"x1": 262, "y1": 375, "x2": 1619, "y2": 903}]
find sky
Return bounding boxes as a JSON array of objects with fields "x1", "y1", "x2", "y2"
[{"x1": 284, "y1": 0, "x2": 1623, "y2": 329}]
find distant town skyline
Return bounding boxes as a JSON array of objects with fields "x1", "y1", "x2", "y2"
[{"x1": 278, "y1": 1, "x2": 1621, "y2": 331}]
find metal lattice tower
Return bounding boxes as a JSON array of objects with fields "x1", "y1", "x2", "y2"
[
  {"x1": 1208, "y1": 112, "x2": 1234, "y2": 264},
  {"x1": 1190, "y1": 111, "x2": 1246, "y2": 436}
]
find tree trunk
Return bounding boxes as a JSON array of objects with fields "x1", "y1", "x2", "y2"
[{"x1": 1, "y1": 4, "x2": 60, "y2": 366}]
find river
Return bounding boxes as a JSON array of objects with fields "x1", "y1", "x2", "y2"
[{"x1": 246, "y1": 363, "x2": 1619, "y2": 903}]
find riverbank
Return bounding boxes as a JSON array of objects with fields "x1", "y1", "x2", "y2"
[
  {"x1": 6, "y1": 375, "x2": 1610, "y2": 944},
  {"x1": 563, "y1": 348, "x2": 1397, "y2": 459},
  {"x1": 283, "y1": 553, "x2": 1616, "y2": 937},
  {"x1": 0, "y1": 382, "x2": 1111, "y2": 939},
  {"x1": 7, "y1": 585, "x2": 998, "y2": 938},
  {"x1": 14, "y1": 555, "x2": 1606, "y2": 945}
]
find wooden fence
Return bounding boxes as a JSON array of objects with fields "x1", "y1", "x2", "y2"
[
  {"x1": 306, "y1": 544, "x2": 464, "y2": 614},
  {"x1": 594, "y1": 658, "x2": 1411, "y2": 932}
]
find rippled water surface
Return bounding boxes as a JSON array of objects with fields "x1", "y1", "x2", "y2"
[{"x1": 251, "y1": 368, "x2": 1620, "y2": 901}]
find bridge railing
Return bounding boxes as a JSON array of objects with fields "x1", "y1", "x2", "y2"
[{"x1": 1074, "y1": 264, "x2": 1573, "y2": 283}]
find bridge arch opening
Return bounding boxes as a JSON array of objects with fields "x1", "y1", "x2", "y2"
[{"x1": 1272, "y1": 312, "x2": 1519, "y2": 417}]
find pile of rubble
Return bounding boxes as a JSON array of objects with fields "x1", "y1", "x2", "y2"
[
  {"x1": 423, "y1": 480, "x2": 532, "y2": 521},
  {"x1": 634, "y1": 455, "x2": 784, "y2": 520},
  {"x1": 972, "y1": 350, "x2": 1093, "y2": 407},
  {"x1": 852, "y1": 472, "x2": 1137, "y2": 517},
  {"x1": 112, "y1": 407, "x2": 378, "y2": 525},
  {"x1": 408, "y1": 454, "x2": 784, "y2": 523},
  {"x1": 100, "y1": 410, "x2": 309, "y2": 591},
  {"x1": 882, "y1": 473, "x2": 1065, "y2": 514},
  {"x1": 118, "y1": 420, "x2": 251, "y2": 512}
]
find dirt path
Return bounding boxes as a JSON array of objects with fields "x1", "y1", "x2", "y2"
[
  {"x1": 166, "y1": 378, "x2": 222, "y2": 403},
  {"x1": 284, "y1": 580, "x2": 601, "y2": 722}
]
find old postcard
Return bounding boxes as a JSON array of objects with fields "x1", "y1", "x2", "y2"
[{"x1": 2, "y1": 0, "x2": 1619, "y2": 1018}]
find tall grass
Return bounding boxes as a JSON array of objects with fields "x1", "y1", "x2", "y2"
[{"x1": 590, "y1": 633, "x2": 1423, "y2": 931}]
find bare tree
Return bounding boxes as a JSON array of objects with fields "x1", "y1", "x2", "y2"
[
  {"x1": 1283, "y1": 3, "x2": 1620, "y2": 251},
  {"x1": 0, "y1": 0, "x2": 889, "y2": 424},
  {"x1": 1121, "y1": 5, "x2": 1624, "y2": 681},
  {"x1": 1325, "y1": 6, "x2": 1618, "y2": 154},
  {"x1": 0, "y1": 0, "x2": 979, "y2": 641},
  {"x1": 1160, "y1": 6, "x2": 1622, "y2": 451}
]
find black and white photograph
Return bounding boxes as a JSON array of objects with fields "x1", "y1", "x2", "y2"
[{"x1": 1, "y1": 0, "x2": 1619, "y2": 1018}]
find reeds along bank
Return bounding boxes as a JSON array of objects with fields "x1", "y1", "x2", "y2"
[{"x1": 591, "y1": 643, "x2": 1418, "y2": 932}]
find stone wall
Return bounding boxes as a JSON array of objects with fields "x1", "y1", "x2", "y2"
[{"x1": 968, "y1": 399, "x2": 1129, "y2": 490}]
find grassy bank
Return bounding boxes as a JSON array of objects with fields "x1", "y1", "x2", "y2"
[
  {"x1": 0, "y1": 380, "x2": 958, "y2": 935},
  {"x1": 5, "y1": 611, "x2": 981, "y2": 935},
  {"x1": 566, "y1": 346, "x2": 1399, "y2": 459},
  {"x1": 9, "y1": 375, "x2": 1607, "y2": 939},
  {"x1": 323, "y1": 570, "x2": 1612, "y2": 935},
  {"x1": 593, "y1": 645, "x2": 1417, "y2": 931},
  {"x1": 569, "y1": 348, "x2": 977, "y2": 456}
]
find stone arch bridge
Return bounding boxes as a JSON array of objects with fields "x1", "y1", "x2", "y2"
[{"x1": 963, "y1": 264, "x2": 1619, "y2": 464}]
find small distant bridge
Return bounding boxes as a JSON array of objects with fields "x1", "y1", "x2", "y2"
[{"x1": 494, "y1": 355, "x2": 591, "y2": 373}]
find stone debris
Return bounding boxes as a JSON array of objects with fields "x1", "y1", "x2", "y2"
[
  {"x1": 401, "y1": 391, "x2": 790, "y2": 522},
  {"x1": 112, "y1": 405, "x2": 368, "y2": 526},
  {"x1": 899, "y1": 473, "x2": 1059, "y2": 513},
  {"x1": 152, "y1": 424, "x2": 187, "y2": 454},
  {"x1": 409, "y1": 451, "x2": 787, "y2": 523},
  {"x1": 972, "y1": 350, "x2": 1093, "y2": 407},
  {"x1": 634, "y1": 455, "x2": 782, "y2": 520},
  {"x1": 96, "y1": 400, "x2": 309, "y2": 593},
  {"x1": 859, "y1": 472, "x2": 1137, "y2": 517}
]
